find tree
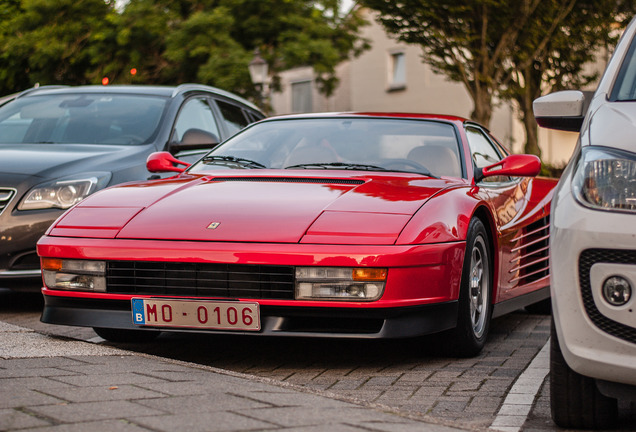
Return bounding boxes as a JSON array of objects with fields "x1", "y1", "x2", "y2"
[
  {"x1": 221, "y1": 0, "x2": 369, "y2": 96},
  {"x1": 503, "y1": 1, "x2": 636, "y2": 156},
  {"x1": 359, "y1": 0, "x2": 636, "y2": 156},
  {"x1": 0, "y1": 0, "x2": 368, "y2": 107},
  {"x1": 0, "y1": 0, "x2": 112, "y2": 95},
  {"x1": 92, "y1": 0, "x2": 181, "y2": 85},
  {"x1": 359, "y1": 0, "x2": 579, "y2": 127},
  {"x1": 160, "y1": 0, "x2": 369, "y2": 100}
]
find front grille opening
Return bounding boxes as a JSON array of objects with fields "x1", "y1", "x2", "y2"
[
  {"x1": 278, "y1": 316, "x2": 384, "y2": 334},
  {"x1": 0, "y1": 188, "x2": 16, "y2": 215},
  {"x1": 107, "y1": 261, "x2": 295, "y2": 300}
]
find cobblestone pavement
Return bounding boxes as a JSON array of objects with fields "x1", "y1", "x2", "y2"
[
  {"x1": 1, "y1": 290, "x2": 550, "y2": 430},
  {"x1": 3, "y1": 289, "x2": 635, "y2": 431},
  {"x1": 189, "y1": 313, "x2": 551, "y2": 430},
  {"x1": 1, "y1": 321, "x2": 468, "y2": 432}
]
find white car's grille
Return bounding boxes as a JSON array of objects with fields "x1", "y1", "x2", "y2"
[
  {"x1": 0, "y1": 188, "x2": 16, "y2": 216},
  {"x1": 579, "y1": 249, "x2": 636, "y2": 345}
]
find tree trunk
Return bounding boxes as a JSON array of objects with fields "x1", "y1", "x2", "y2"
[
  {"x1": 470, "y1": 85, "x2": 493, "y2": 127},
  {"x1": 519, "y1": 63, "x2": 542, "y2": 157},
  {"x1": 522, "y1": 106, "x2": 541, "y2": 157}
]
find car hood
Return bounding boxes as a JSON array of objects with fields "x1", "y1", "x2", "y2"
[
  {"x1": 0, "y1": 143, "x2": 153, "y2": 178},
  {"x1": 50, "y1": 172, "x2": 460, "y2": 244},
  {"x1": 587, "y1": 102, "x2": 636, "y2": 152}
]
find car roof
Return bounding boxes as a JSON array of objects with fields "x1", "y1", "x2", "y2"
[
  {"x1": 262, "y1": 111, "x2": 470, "y2": 124},
  {"x1": 14, "y1": 84, "x2": 261, "y2": 112}
]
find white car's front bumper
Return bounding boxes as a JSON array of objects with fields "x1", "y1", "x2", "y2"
[{"x1": 551, "y1": 176, "x2": 636, "y2": 387}]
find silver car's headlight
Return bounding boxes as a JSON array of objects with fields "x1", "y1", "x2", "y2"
[
  {"x1": 18, "y1": 172, "x2": 111, "y2": 210},
  {"x1": 572, "y1": 147, "x2": 636, "y2": 212}
]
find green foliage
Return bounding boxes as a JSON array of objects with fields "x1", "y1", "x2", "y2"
[
  {"x1": 0, "y1": 0, "x2": 111, "y2": 93},
  {"x1": 0, "y1": 0, "x2": 368, "y2": 105}
]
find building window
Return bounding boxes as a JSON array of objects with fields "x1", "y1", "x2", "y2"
[
  {"x1": 388, "y1": 52, "x2": 406, "y2": 91},
  {"x1": 291, "y1": 81, "x2": 313, "y2": 113}
]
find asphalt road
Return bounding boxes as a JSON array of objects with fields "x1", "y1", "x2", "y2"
[{"x1": 2, "y1": 288, "x2": 635, "y2": 431}]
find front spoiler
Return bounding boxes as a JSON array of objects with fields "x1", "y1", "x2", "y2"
[{"x1": 41, "y1": 294, "x2": 458, "y2": 339}]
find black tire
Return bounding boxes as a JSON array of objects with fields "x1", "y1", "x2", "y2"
[
  {"x1": 550, "y1": 318, "x2": 618, "y2": 429},
  {"x1": 525, "y1": 298, "x2": 551, "y2": 315},
  {"x1": 445, "y1": 218, "x2": 493, "y2": 357},
  {"x1": 93, "y1": 327, "x2": 160, "y2": 343}
]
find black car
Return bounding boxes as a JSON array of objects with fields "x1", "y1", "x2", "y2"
[{"x1": 0, "y1": 84, "x2": 264, "y2": 291}]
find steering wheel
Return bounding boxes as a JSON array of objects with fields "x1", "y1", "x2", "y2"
[{"x1": 383, "y1": 158, "x2": 432, "y2": 174}]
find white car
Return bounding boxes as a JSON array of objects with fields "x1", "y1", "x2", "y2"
[{"x1": 533, "y1": 18, "x2": 636, "y2": 429}]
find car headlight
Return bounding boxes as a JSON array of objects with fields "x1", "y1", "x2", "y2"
[
  {"x1": 41, "y1": 258, "x2": 106, "y2": 292},
  {"x1": 295, "y1": 267, "x2": 386, "y2": 301},
  {"x1": 18, "y1": 172, "x2": 111, "y2": 210},
  {"x1": 572, "y1": 147, "x2": 636, "y2": 212}
]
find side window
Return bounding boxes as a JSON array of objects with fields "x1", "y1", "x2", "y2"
[
  {"x1": 465, "y1": 127, "x2": 508, "y2": 183},
  {"x1": 245, "y1": 110, "x2": 265, "y2": 123},
  {"x1": 172, "y1": 98, "x2": 220, "y2": 143},
  {"x1": 217, "y1": 100, "x2": 249, "y2": 136}
]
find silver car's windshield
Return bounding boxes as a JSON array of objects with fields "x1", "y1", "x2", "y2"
[
  {"x1": 0, "y1": 93, "x2": 167, "y2": 145},
  {"x1": 189, "y1": 118, "x2": 463, "y2": 178}
]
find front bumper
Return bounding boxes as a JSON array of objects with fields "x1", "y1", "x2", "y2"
[
  {"x1": 37, "y1": 236, "x2": 465, "y2": 339},
  {"x1": 41, "y1": 293, "x2": 458, "y2": 339},
  {"x1": 0, "y1": 269, "x2": 43, "y2": 291},
  {"x1": 551, "y1": 184, "x2": 636, "y2": 386},
  {"x1": 1, "y1": 206, "x2": 62, "y2": 291}
]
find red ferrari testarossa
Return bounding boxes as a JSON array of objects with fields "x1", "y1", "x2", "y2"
[{"x1": 38, "y1": 113, "x2": 556, "y2": 356}]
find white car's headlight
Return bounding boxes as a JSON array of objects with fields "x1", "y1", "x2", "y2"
[
  {"x1": 572, "y1": 147, "x2": 636, "y2": 212},
  {"x1": 18, "y1": 172, "x2": 111, "y2": 210},
  {"x1": 295, "y1": 267, "x2": 386, "y2": 301}
]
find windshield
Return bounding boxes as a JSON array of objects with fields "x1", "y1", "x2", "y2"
[
  {"x1": 611, "y1": 33, "x2": 636, "y2": 101},
  {"x1": 0, "y1": 93, "x2": 167, "y2": 145},
  {"x1": 189, "y1": 117, "x2": 463, "y2": 178}
]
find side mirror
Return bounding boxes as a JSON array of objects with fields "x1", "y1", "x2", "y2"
[
  {"x1": 532, "y1": 90, "x2": 591, "y2": 132},
  {"x1": 168, "y1": 128, "x2": 220, "y2": 154},
  {"x1": 475, "y1": 154, "x2": 541, "y2": 183},
  {"x1": 146, "y1": 151, "x2": 191, "y2": 173}
]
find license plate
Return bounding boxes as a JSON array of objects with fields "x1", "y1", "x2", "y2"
[{"x1": 131, "y1": 298, "x2": 260, "y2": 331}]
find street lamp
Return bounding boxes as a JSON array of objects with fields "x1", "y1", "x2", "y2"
[{"x1": 248, "y1": 49, "x2": 269, "y2": 108}]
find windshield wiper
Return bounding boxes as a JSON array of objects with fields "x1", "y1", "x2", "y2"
[
  {"x1": 285, "y1": 162, "x2": 389, "y2": 171},
  {"x1": 201, "y1": 155, "x2": 266, "y2": 169},
  {"x1": 285, "y1": 162, "x2": 436, "y2": 178}
]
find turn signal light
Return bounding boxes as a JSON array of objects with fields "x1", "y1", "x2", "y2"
[
  {"x1": 41, "y1": 258, "x2": 63, "y2": 271},
  {"x1": 352, "y1": 268, "x2": 387, "y2": 281}
]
